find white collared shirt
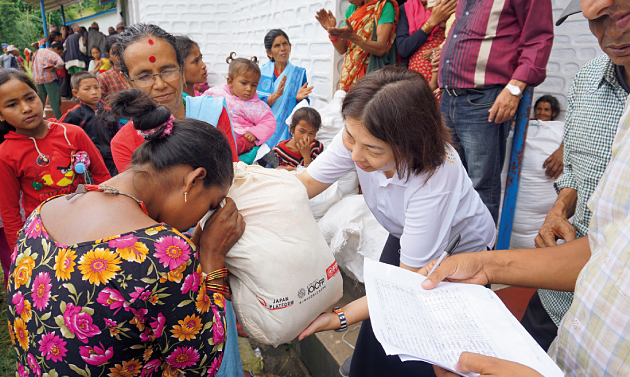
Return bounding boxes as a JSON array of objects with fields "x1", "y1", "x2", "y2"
[{"x1": 308, "y1": 133, "x2": 496, "y2": 267}]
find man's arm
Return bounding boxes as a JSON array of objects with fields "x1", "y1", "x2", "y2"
[
  {"x1": 488, "y1": 0, "x2": 554, "y2": 123},
  {"x1": 535, "y1": 188, "x2": 577, "y2": 247},
  {"x1": 421, "y1": 236, "x2": 591, "y2": 292}
]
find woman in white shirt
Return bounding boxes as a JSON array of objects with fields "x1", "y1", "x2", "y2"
[{"x1": 296, "y1": 66, "x2": 495, "y2": 377}]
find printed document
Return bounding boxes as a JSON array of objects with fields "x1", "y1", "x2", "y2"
[{"x1": 364, "y1": 259, "x2": 563, "y2": 376}]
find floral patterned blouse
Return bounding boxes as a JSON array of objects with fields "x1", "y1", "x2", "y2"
[{"x1": 7, "y1": 199, "x2": 226, "y2": 377}]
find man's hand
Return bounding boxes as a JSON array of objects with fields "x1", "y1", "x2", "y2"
[
  {"x1": 433, "y1": 352, "x2": 543, "y2": 377},
  {"x1": 488, "y1": 88, "x2": 520, "y2": 124},
  {"x1": 543, "y1": 145, "x2": 564, "y2": 179},
  {"x1": 535, "y1": 215, "x2": 576, "y2": 248}
]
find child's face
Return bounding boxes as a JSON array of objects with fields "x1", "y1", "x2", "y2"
[
  {"x1": 183, "y1": 44, "x2": 207, "y2": 85},
  {"x1": 534, "y1": 101, "x2": 554, "y2": 121},
  {"x1": 228, "y1": 72, "x2": 260, "y2": 101},
  {"x1": 73, "y1": 78, "x2": 101, "y2": 108},
  {"x1": 293, "y1": 120, "x2": 317, "y2": 144},
  {"x1": 0, "y1": 79, "x2": 44, "y2": 136},
  {"x1": 91, "y1": 48, "x2": 101, "y2": 61}
]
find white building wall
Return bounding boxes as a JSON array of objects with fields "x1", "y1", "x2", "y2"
[
  {"x1": 126, "y1": 0, "x2": 602, "y2": 115},
  {"x1": 535, "y1": 1, "x2": 604, "y2": 120}
]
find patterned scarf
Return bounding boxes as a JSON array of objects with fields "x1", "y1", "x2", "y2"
[{"x1": 339, "y1": 0, "x2": 398, "y2": 92}]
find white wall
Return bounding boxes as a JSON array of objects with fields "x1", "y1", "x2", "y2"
[
  {"x1": 534, "y1": 0, "x2": 604, "y2": 120},
  {"x1": 127, "y1": 0, "x2": 343, "y2": 103},
  {"x1": 126, "y1": 0, "x2": 602, "y2": 115},
  {"x1": 73, "y1": 10, "x2": 121, "y2": 32}
]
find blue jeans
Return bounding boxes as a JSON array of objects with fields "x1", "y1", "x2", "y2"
[{"x1": 441, "y1": 86, "x2": 511, "y2": 223}]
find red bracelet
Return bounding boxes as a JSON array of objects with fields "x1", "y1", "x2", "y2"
[{"x1": 329, "y1": 35, "x2": 340, "y2": 42}]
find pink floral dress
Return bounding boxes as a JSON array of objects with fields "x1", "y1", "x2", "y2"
[{"x1": 7, "y1": 198, "x2": 226, "y2": 377}]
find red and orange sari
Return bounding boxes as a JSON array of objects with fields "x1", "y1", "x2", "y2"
[{"x1": 339, "y1": 0, "x2": 399, "y2": 92}]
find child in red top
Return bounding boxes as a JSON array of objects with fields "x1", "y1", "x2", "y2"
[
  {"x1": 273, "y1": 107, "x2": 324, "y2": 169},
  {"x1": 0, "y1": 69, "x2": 110, "y2": 252}
]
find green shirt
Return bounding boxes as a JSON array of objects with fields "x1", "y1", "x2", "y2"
[{"x1": 343, "y1": 1, "x2": 395, "y2": 25}]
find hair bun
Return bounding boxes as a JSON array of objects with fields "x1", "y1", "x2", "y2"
[
  {"x1": 226, "y1": 52, "x2": 236, "y2": 64},
  {"x1": 110, "y1": 89, "x2": 173, "y2": 140}
]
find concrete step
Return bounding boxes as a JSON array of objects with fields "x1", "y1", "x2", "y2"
[{"x1": 45, "y1": 99, "x2": 79, "y2": 119}]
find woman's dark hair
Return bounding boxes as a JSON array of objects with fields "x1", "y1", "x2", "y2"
[
  {"x1": 264, "y1": 29, "x2": 290, "y2": 62},
  {"x1": 175, "y1": 35, "x2": 199, "y2": 62},
  {"x1": 290, "y1": 107, "x2": 322, "y2": 133},
  {"x1": 226, "y1": 52, "x2": 260, "y2": 79},
  {"x1": 109, "y1": 89, "x2": 234, "y2": 187},
  {"x1": 342, "y1": 66, "x2": 451, "y2": 180},
  {"x1": 49, "y1": 31, "x2": 62, "y2": 44},
  {"x1": 91, "y1": 45, "x2": 101, "y2": 53},
  {"x1": 534, "y1": 94, "x2": 561, "y2": 120},
  {"x1": 0, "y1": 69, "x2": 40, "y2": 144},
  {"x1": 111, "y1": 23, "x2": 183, "y2": 78}
]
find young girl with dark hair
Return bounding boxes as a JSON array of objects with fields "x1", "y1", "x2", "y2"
[
  {"x1": 6, "y1": 87, "x2": 243, "y2": 376},
  {"x1": 204, "y1": 53, "x2": 276, "y2": 157},
  {"x1": 175, "y1": 35, "x2": 208, "y2": 98},
  {"x1": 109, "y1": 23, "x2": 238, "y2": 172},
  {"x1": 0, "y1": 69, "x2": 110, "y2": 265},
  {"x1": 297, "y1": 67, "x2": 495, "y2": 377},
  {"x1": 273, "y1": 107, "x2": 324, "y2": 168}
]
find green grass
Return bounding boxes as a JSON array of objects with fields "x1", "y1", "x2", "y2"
[{"x1": 0, "y1": 270, "x2": 17, "y2": 376}]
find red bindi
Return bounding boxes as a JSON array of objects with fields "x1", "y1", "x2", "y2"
[
  {"x1": 148, "y1": 39, "x2": 154, "y2": 45},
  {"x1": 149, "y1": 56, "x2": 156, "y2": 63}
]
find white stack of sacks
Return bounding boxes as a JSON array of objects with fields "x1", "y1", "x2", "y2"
[
  {"x1": 499, "y1": 120, "x2": 565, "y2": 249},
  {"x1": 287, "y1": 91, "x2": 388, "y2": 282}
]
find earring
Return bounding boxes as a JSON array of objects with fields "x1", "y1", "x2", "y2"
[{"x1": 184, "y1": 191, "x2": 188, "y2": 204}]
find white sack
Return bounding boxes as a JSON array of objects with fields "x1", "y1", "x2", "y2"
[
  {"x1": 316, "y1": 90, "x2": 347, "y2": 149},
  {"x1": 318, "y1": 195, "x2": 388, "y2": 282},
  {"x1": 337, "y1": 170, "x2": 360, "y2": 197},
  {"x1": 499, "y1": 121, "x2": 564, "y2": 249},
  {"x1": 291, "y1": 166, "x2": 343, "y2": 220},
  {"x1": 219, "y1": 162, "x2": 343, "y2": 346}
]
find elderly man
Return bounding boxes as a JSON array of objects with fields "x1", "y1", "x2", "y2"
[
  {"x1": 425, "y1": 1, "x2": 630, "y2": 375},
  {"x1": 521, "y1": 0, "x2": 630, "y2": 352},
  {"x1": 438, "y1": 0, "x2": 554, "y2": 223},
  {"x1": 87, "y1": 22, "x2": 107, "y2": 54}
]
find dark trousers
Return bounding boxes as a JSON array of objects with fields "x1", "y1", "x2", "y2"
[
  {"x1": 441, "y1": 86, "x2": 512, "y2": 223},
  {"x1": 59, "y1": 75, "x2": 71, "y2": 98},
  {"x1": 37, "y1": 80, "x2": 61, "y2": 119},
  {"x1": 520, "y1": 291, "x2": 558, "y2": 351},
  {"x1": 350, "y1": 234, "x2": 437, "y2": 377}
]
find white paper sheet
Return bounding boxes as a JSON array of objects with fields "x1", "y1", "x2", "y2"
[{"x1": 364, "y1": 259, "x2": 563, "y2": 377}]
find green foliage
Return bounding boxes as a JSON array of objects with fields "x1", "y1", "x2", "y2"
[{"x1": 0, "y1": 0, "x2": 65, "y2": 54}]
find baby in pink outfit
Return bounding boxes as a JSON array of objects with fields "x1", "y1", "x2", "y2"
[{"x1": 204, "y1": 53, "x2": 276, "y2": 154}]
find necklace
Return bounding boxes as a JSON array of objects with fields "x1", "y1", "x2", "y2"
[{"x1": 66, "y1": 184, "x2": 149, "y2": 216}]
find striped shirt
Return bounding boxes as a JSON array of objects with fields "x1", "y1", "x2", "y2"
[
  {"x1": 549, "y1": 98, "x2": 630, "y2": 376},
  {"x1": 31, "y1": 48, "x2": 64, "y2": 85},
  {"x1": 97, "y1": 67, "x2": 131, "y2": 105},
  {"x1": 273, "y1": 139, "x2": 324, "y2": 168},
  {"x1": 539, "y1": 55, "x2": 629, "y2": 327},
  {"x1": 438, "y1": 0, "x2": 553, "y2": 89}
]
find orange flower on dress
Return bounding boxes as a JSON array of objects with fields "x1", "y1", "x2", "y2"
[
  {"x1": 108, "y1": 358, "x2": 142, "y2": 377},
  {"x1": 148, "y1": 295, "x2": 159, "y2": 305},
  {"x1": 159, "y1": 263, "x2": 186, "y2": 283},
  {"x1": 20, "y1": 300, "x2": 32, "y2": 323},
  {"x1": 144, "y1": 225, "x2": 167, "y2": 236},
  {"x1": 195, "y1": 289, "x2": 210, "y2": 314},
  {"x1": 143, "y1": 345, "x2": 153, "y2": 362},
  {"x1": 14, "y1": 318, "x2": 29, "y2": 350},
  {"x1": 13, "y1": 256, "x2": 35, "y2": 289},
  {"x1": 108, "y1": 234, "x2": 149, "y2": 263},
  {"x1": 170, "y1": 314, "x2": 202, "y2": 341},
  {"x1": 54, "y1": 248, "x2": 77, "y2": 281},
  {"x1": 78, "y1": 248, "x2": 121, "y2": 285},
  {"x1": 7, "y1": 320, "x2": 15, "y2": 345}
]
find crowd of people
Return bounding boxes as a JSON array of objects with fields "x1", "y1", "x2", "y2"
[{"x1": 0, "y1": 0, "x2": 628, "y2": 376}]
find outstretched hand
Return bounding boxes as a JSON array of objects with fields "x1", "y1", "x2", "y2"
[
  {"x1": 433, "y1": 352, "x2": 544, "y2": 377},
  {"x1": 298, "y1": 312, "x2": 340, "y2": 340},
  {"x1": 419, "y1": 252, "x2": 490, "y2": 290},
  {"x1": 315, "y1": 9, "x2": 337, "y2": 30},
  {"x1": 296, "y1": 82, "x2": 314, "y2": 102}
]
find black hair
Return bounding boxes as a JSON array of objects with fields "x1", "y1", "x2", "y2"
[
  {"x1": 175, "y1": 35, "x2": 199, "y2": 62},
  {"x1": 534, "y1": 94, "x2": 561, "y2": 120},
  {"x1": 105, "y1": 35, "x2": 119, "y2": 55},
  {"x1": 111, "y1": 23, "x2": 183, "y2": 78},
  {"x1": 0, "y1": 69, "x2": 40, "y2": 144},
  {"x1": 71, "y1": 71, "x2": 97, "y2": 91},
  {"x1": 226, "y1": 52, "x2": 260, "y2": 79},
  {"x1": 91, "y1": 45, "x2": 101, "y2": 53},
  {"x1": 50, "y1": 42, "x2": 64, "y2": 51},
  {"x1": 264, "y1": 29, "x2": 290, "y2": 62},
  {"x1": 290, "y1": 107, "x2": 321, "y2": 133},
  {"x1": 49, "y1": 31, "x2": 62, "y2": 44},
  {"x1": 109, "y1": 89, "x2": 234, "y2": 187}
]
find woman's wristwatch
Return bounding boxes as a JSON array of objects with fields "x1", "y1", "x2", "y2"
[{"x1": 333, "y1": 306, "x2": 347, "y2": 332}]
